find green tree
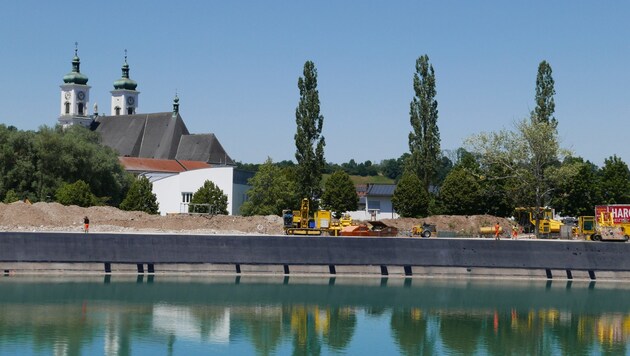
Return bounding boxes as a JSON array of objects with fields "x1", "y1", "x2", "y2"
[
  {"x1": 241, "y1": 158, "x2": 298, "y2": 216},
  {"x1": 190, "y1": 180, "x2": 228, "y2": 215},
  {"x1": 533, "y1": 60, "x2": 556, "y2": 127},
  {"x1": 552, "y1": 157, "x2": 602, "y2": 216},
  {"x1": 466, "y1": 117, "x2": 567, "y2": 237},
  {"x1": 294, "y1": 60, "x2": 326, "y2": 209},
  {"x1": 119, "y1": 176, "x2": 159, "y2": 214},
  {"x1": 408, "y1": 55, "x2": 441, "y2": 191},
  {"x1": 321, "y1": 170, "x2": 358, "y2": 218},
  {"x1": 439, "y1": 167, "x2": 484, "y2": 215},
  {"x1": 0, "y1": 124, "x2": 129, "y2": 205},
  {"x1": 3, "y1": 189, "x2": 20, "y2": 203},
  {"x1": 392, "y1": 171, "x2": 430, "y2": 218},
  {"x1": 55, "y1": 180, "x2": 98, "y2": 207},
  {"x1": 599, "y1": 155, "x2": 630, "y2": 203}
]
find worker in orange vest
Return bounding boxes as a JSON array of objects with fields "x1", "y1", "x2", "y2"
[{"x1": 494, "y1": 222, "x2": 500, "y2": 240}]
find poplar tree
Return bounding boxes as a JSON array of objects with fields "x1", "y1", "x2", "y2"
[
  {"x1": 408, "y1": 55, "x2": 440, "y2": 191},
  {"x1": 294, "y1": 60, "x2": 326, "y2": 209},
  {"x1": 533, "y1": 60, "x2": 556, "y2": 127}
]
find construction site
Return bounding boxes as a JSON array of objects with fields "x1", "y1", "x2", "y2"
[{"x1": 0, "y1": 200, "x2": 627, "y2": 242}]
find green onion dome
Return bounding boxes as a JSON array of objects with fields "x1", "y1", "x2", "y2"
[
  {"x1": 113, "y1": 58, "x2": 137, "y2": 90},
  {"x1": 63, "y1": 52, "x2": 89, "y2": 85}
]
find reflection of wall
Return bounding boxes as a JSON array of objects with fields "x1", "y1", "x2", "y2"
[{"x1": 152, "y1": 305, "x2": 230, "y2": 344}]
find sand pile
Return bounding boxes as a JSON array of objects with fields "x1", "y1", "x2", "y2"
[{"x1": 0, "y1": 201, "x2": 512, "y2": 236}]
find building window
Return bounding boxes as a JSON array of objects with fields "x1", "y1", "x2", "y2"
[
  {"x1": 115, "y1": 106, "x2": 121, "y2": 116},
  {"x1": 127, "y1": 107, "x2": 134, "y2": 115},
  {"x1": 182, "y1": 192, "x2": 193, "y2": 203},
  {"x1": 64, "y1": 102, "x2": 70, "y2": 114},
  {"x1": 367, "y1": 200, "x2": 381, "y2": 210},
  {"x1": 78, "y1": 103, "x2": 84, "y2": 115}
]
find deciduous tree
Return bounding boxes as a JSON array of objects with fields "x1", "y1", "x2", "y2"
[
  {"x1": 392, "y1": 171, "x2": 430, "y2": 217},
  {"x1": 294, "y1": 60, "x2": 326, "y2": 209},
  {"x1": 190, "y1": 180, "x2": 228, "y2": 215},
  {"x1": 119, "y1": 176, "x2": 159, "y2": 214},
  {"x1": 551, "y1": 157, "x2": 601, "y2": 217},
  {"x1": 466, "y1": 118, "x2": 567, "y2": 237},
  {"x1": 599, "y1": 155, "x2": 630, "y2": 204},
  {"x1": 439, "y1": 167, "x2": 484, "y2": 215},
  {"x1": 55, "y1": 180, "x2": 99, "y2": 207},
  {"x1": 321, "y1": 170, "x2": 358, "y2": 218},
  {"x1": 533, "y1": 60, "x2": 556, "y2": 128},
  {"x1": 241, "y1": 158, "x2": 298, "y2": 216},
  {"x1": 408, "y1": 55, "x2": 441, "y2": 191}
]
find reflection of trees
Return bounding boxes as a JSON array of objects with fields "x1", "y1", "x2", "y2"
[
  {"x1": 323, "y1": 307, "x2": 356, "y2": 350},
  {"x1": 365, "y1": 306, "x2": 387, "y2": 318},
  {"x1": 0, "y1": 305, "x2": 98, "y2": 356},
  {"x1": 284, "y1": 305, "x2": 322, "y2": 356},
  {"x1": 241, "y1": 307, "x2": 284, "y2": 356},
  {"x1": 390, "y1": 308, "x2": 431, "y2": 356},
  {"x1": 547, "y1": 314, "x2": 596, "y2": 355},
  {"x1": 482, "y1": 309, "x2": 546, "y2": 356},
  {"x1": 439, "y1": 313, "x2": 481, "y2": 354}
]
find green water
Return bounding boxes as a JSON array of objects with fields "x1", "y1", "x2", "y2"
[{"x1": 0, "y1": 275, "x2": 628, "y2": 355}]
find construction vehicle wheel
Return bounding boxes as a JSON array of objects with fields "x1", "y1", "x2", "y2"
[
  {"x1": 624, "y1": 235, "x2": 629, "y2": 242},
  {"x1": 421, "y1": 230, "x2": 431, "y2": 238},
  {"x1": 591, "y1": 234, "x2": 601, "y2": 241}
]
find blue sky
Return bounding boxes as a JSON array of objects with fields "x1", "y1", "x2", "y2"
[{"x1": 0, "y1": 1, "x2": 628, "y2": 166}]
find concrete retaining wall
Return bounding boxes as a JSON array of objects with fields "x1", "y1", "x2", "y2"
[{"x1": 1, "y1": 232, "x2": 629, "y2": 279}]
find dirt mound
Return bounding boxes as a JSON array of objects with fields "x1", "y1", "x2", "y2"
[{"x1": 0, "y1": 201, "x2": 510, "y2": 237}]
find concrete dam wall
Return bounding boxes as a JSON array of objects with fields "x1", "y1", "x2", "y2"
[{"x1": 1, "y1": 232, "x2": 629, "y2": 280}]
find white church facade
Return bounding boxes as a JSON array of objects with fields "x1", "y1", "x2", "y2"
[{"x1": 57, "y1": 46, "x2": 250, "y2": 215}]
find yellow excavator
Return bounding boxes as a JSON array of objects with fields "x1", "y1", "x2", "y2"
[{"x1": 282, "y1": 198, "x2": 352, "y2": 236}]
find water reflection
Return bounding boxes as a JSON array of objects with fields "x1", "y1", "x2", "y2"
[{"x1": 0, "y1": 276, "x2": 630, "y2": 355}]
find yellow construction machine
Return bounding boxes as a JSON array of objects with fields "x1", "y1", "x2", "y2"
[
  {"x1": 572, "y1": 216, "x2": 596, "y2": 239},
  {"x1": 590, "y1": 211, "x2": 629, "y2": 242},
  {"x1": 411, "y1": 223, "x2": 437, "y2": 238},
  {"x1": 282, "y1": 198, "x2": 352, "y2": 236},
  {"x1": 513, "y1": 207, "x2": 563, "y2": 237}
]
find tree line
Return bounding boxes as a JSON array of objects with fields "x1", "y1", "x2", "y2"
[
  {"x1": 243, "y1": 58, "x2": 630, "y2": 230},
  {"x1": 0, "y1": 125, "x2": 229, "y2": 215},
  {"x1": 1, "y1": 58, "x2": 628, "y2": 224}
]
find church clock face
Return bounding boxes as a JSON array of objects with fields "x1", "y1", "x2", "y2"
[
  {"x1": 77, "y1": 91, "x2": 85, "y2": 101},
  {"x1": 64, "y1": 92, "x2": 71, "y2": 100},
  {"x1": 127, "y1": 96, "x2": 135, "y2": 105}
]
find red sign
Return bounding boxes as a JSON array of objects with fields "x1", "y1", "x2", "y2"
[{"x1": 595, "y1": 205, "x2": 630, "y2": 224}]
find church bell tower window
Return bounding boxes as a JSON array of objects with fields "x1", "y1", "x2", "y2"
[
  {"x1": 65, "y1": 102, "x2": 70, "y2": 114},
  {"x1": 115, "y1": 106, "x2": 121, "y2": 116},
  {"x1": 127, "y1": 107, "x2": 134, "y2": 115},
  {"x1": 78, "y1": 103, "x2": 84, "y2": 115}
]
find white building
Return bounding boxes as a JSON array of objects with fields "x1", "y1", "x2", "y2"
[
  {"x1": 151, "y1": 166, "x2": 250, "y2": 216},
  {"x1": 347, "y1": 184, "x2": 399, "y2": 221}
]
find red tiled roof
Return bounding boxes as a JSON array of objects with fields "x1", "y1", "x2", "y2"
[
  {"x1": 179, "y1": 160, "x2": 213, "y2": 171},
  {"x1": 118, "y1": 157, "x2": 211, "y2": 173}
]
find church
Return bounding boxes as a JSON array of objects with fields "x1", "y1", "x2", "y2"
[{"x1": 57, "y1": 47, "x2": 250, "y2": 215}]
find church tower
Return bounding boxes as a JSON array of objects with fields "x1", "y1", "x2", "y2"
[
  {"x1": 58, "y1": 43, "x2": 92, "y2": 128},
  {"x1": 110, "y1": 50, "x2": 139, "y2": 115}
]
